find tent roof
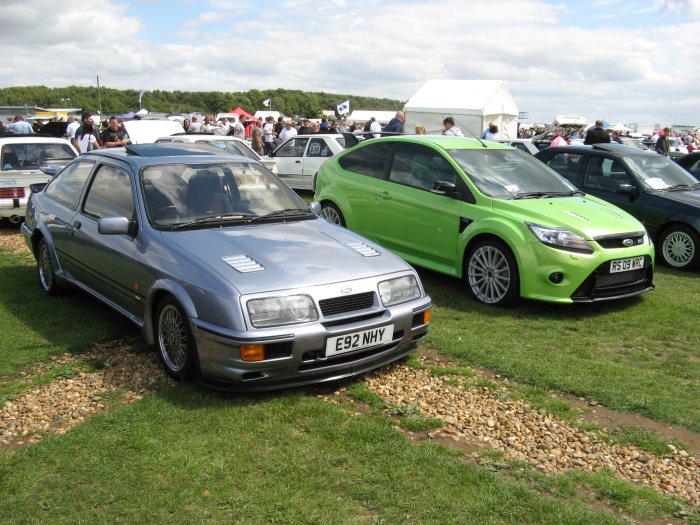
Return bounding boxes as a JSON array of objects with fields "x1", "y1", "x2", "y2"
[
  {"x1": 231, "y1": 106, "x2": 255, "y2": 120},
  {"x1": 254, "y1": 110, "x2": 286, "y2": 121},
  {"x1": 348, "y1": 110, "x2": 396, "y2": 123},
  {"x1": 607, "y1": 122, "x2": 632, "y2": 132},
  {"x1": 403, "y1": 79, "x2": 518, "y2": 116}
]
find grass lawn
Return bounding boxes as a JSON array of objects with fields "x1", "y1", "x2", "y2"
[
  {"x1": 1, "y1": 235, "x2": 698, "y2": 524},
  {"x1": 418, "y1": 266, "x2": 700, "y2": 432}
]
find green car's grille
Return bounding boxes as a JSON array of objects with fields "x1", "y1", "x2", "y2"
[{"x1": 571, "y1": 256, "x2": 654, "y2": 302}]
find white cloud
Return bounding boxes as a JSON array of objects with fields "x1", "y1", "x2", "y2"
[{"x1": 0, "y1": 0, "x2": 699, "y2": 125}]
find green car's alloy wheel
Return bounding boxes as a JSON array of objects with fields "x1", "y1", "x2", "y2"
[
  {"x1": 157, "y1": 297, "x2": 197, "y2": 380},
  {"x1": 466, "y1": 239, "x2": 519, "y2": 306},
  {"x1": 660, "y1": 225, "x2": 699, "y2": 270},
  {"x1": 37, "y1": 238, "x2": 59, "y2": 295},
  {"x1": 320, "y1": 203, "x2": 345, "y2": 227}
]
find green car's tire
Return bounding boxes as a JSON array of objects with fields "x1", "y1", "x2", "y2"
[{"x1": 320, "y1": 202, "x2": 346, "y2": 227}]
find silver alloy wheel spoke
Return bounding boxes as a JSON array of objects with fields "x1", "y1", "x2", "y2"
[
  {"x1": 39, "y1": 245, "x2": 53, "y2": 290},
  {"x1": 468, "y1": 246, "x2": 511, "y2": 304},
  {"x1": 159, "y1": 305, "x2": 188, "y2": 371},
  {"x1": 321, "y1": 207, "x2": 340, "y2": 225}
]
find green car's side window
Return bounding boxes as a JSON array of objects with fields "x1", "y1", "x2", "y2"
[{"x1": 338, "y1": 142, "x2": 393, "y2": 179}]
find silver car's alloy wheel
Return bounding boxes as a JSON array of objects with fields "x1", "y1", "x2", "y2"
[
  {"x1": 37, "y1": 239, "x2": 58, "y2": 295},
  {"x1": 158, "y1": 303, "x2": 189, "y2": 373},
  {"x1": 320, "y1": 204, "x2": 344, "y2": 226},
  {"x1": 661, "y1": 230, "x2": 696, "y2": 268},
  {"x1": 468, "y1": 245, "x2": 512, "y2": 304}
]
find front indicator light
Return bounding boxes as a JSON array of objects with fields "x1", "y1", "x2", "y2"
[
  {"x1": 423, "y1": 309, "x2": 431, "y2": 324},
  {"x1": 240, "y1": 344, "x2": 265, "y2": 362}
]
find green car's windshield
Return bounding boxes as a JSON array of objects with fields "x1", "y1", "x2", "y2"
[
  {"x1": 448, "y1": 148, "x2": 578, "y2": 199},
  {"x1": 626, "y1": 155, "x2": 700, "y2": 190},
  {"x1": 141, "y1": 161, "x2": 309, "y2": 228}
]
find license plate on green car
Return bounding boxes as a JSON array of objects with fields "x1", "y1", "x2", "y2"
[{"x1": 610, "y1": 256, "x2": 644, "y2": 273}]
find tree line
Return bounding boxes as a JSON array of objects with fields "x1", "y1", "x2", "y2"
[{"x1": 0, "y1": 85, "x2": 404, "y2": 118}]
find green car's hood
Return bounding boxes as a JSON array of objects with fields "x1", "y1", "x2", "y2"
[{"x1": 492, "y1": 195, "x2": 645, "y2": 239}]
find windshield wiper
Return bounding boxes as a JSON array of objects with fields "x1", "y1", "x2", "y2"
[
  {"x1": 245, "y1": 208, "x2": 311, "y2": 223},
  {"x1": 661, "y1": 183, "x2": 700, "y2": 192},
  {"x1": 171, "y1": 214, "x2": 255, "y2": 230},
  {"x1": 511, "y1": 190, "x2": 582, "y2": 200}
]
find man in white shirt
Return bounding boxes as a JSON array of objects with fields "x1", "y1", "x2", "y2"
[
  {"x1": 369, "y1": 117, "x2": 382, "y2": 138},
  {"x1": 277, "y1": 121, "x2": 297, "y2": 143},
  {"x1": 263, "y1": 117, "x2": 276, "y2": 155},
  {"x1": 442, "y1": 117, "x2": 464, "y2": 137},
  {"x1": 65, "y1": 116, "x2": 80, "y2": 141}
]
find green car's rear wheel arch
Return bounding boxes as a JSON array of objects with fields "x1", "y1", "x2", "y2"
[{"x1": 465, "y1": 238, "x2": 520, "y2": 306}]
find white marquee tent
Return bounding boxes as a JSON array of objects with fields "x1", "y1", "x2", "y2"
[{"x1": 403, "y1": 79, "x2": 519, "y2": 138}]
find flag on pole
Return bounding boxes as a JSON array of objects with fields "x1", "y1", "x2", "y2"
[
  {"x1": 138, "y1": 89, "x2": 147, "y2": 109},
  {"x1": 262, "y1": 99, "x2": 271, "y2": 107},
  {"x1": 336, "y1": 100, "x2": 350, "y2": 116}
]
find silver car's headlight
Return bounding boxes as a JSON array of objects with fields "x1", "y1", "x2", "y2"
[
  {"x1": 247, "y1": 295, "x2": 318, "y2": 328},
  {"x1": 378, "y1": 275, "x2": 421, "y2": 306},
  {"x1": 526, "y1": 222, "x2": 594, "y2": 254}
]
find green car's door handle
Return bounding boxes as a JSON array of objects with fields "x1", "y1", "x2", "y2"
[{"x1": 377, "y1": 191, "x2": 391, "y2": 200}]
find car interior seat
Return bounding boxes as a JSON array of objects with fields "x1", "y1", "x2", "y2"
[{"x1": 187, "y1": 169, "x2": 233, "y2": 216}]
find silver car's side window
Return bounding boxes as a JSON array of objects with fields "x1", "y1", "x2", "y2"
[
  {"x1": 83, "y1": 165, "x2": 135, "y2": 219},
  {"x1": 44, "y1": 160, "x2": 95, "y2": 210}
]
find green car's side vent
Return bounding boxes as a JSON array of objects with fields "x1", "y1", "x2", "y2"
[{"x1": 459, "y1": 217, "x2": 473, "y2": 233}]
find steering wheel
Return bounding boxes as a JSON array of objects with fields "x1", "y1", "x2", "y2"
[{"x1": 152, "y1": 205, "x2": 178, "y2": 221}]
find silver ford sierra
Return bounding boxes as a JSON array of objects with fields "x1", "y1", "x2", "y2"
[{"x1": 22, "y1": 144, "x2": 432, "y2": 391}]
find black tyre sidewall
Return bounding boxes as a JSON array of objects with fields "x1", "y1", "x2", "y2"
[
  {"x1": 37, "y1": 238, "x2": 59, "y2": 296},
  {"x1": 321, "y1": 202, "x2": 346, "y2": 227},
  {"x1": 659, "y1": 225, "x2": 700, "y2": 270}
]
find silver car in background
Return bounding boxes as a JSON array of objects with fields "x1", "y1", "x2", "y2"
[{"x1": 22, "y1": 145, "x2": 432, "y2": 391}]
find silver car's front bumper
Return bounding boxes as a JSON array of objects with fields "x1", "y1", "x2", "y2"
[{"x1": 192, "y1": 296, "x2": 431, "y2": 391}]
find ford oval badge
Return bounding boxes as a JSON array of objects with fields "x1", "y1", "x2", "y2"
[
  {"x1": 622, "y1": 239, "x2": 634, "y2": 247},
  {"x1": 340, "y1": 287, "x2": 352, "y2": 294}
]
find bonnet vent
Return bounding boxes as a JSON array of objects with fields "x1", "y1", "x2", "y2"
[
  {"x1": 222, "y1": 255, "x2": 265, "y2": 273},
  {"x1": 347, "y1": 241, "x2": 380, "y2": 257}
]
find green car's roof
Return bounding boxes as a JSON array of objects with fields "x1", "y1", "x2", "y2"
[{"x1": 369, "y1": 135, "x2": 512, "y2": 150}]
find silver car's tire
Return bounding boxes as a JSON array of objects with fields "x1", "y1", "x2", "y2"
[
  {"x1": 320, "y1": 202, "x2": 346, "y2": 227},
  {"x1": 465, "y1": 239, "x2": 519, "y2": 306},
  {"x1": 156, "y1": 297, "x2": 197, "y2": 381},
  {"x1": 659, "y1": 225, "x2": 699, "y2": 270},
  {"x1": 37, "y1": 238, "x2": 60, "y2": 296}
]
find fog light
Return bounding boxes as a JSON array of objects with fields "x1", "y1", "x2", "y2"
[
  {"x1": 549, "y1": 272, "x2": 564, "y2": 284},
  {"x1": 240, "y1": 344, "x2": 265, "y2": 362}
]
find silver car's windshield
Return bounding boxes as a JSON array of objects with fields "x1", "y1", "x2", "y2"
[
  {"x1": 142, "y1": 161, "x2": 309, "y2": 227},
  {"x1": 626, "y1": 155, "x2": 700, "y2": 190},
  {"x1": 448, "y1": 148, "x2": 579, "y2": 199}
]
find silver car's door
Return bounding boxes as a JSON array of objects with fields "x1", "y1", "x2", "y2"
[
  {"x1": 40, "y1": 159, "x2": 96, "y2": 280},
  {"x1": 69, "y1": 161, "x2": 140, "y2": 315}
]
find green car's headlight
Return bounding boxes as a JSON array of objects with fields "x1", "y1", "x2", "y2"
[
  {"x1": 378, "y1": 275, "x2": 421, "y2": 306},
  {"x1": 526, "y1": 222, "x2": 594, "y2": 254},
  {"x1": 247, "y1": 295, "x2": 318, "y2": 328}
]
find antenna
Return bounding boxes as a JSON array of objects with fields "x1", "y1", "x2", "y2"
[{"x1": 460, "y1": 122, "x2": 488, "y2": 148}]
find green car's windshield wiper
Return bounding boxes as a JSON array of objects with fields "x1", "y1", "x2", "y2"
[
  {"x1": 511, "y1": 190, "x2": 582, "y2": 200},
  {"x1": 171, "y1": 214, "x2": 256, "y2": 230},
  {"x1": 244, "y1": 208, "x2": 311, "y2": 223}
]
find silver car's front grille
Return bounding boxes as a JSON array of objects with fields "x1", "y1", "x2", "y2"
[{"x1": 318, "y1": 292, "x2": 375, "y2": 316}]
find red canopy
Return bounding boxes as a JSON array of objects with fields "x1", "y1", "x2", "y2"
[{"x1": 231, "y1": 107, "x2": 255, "y2": 121}]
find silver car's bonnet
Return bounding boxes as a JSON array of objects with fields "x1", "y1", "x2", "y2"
[{"x1": 164, "y1": 219, "x2": 412, "y2": 294}]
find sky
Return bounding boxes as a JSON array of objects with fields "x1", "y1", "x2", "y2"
[{"x1": 1, "y1": 0, "x2": 699, "y2": 126}]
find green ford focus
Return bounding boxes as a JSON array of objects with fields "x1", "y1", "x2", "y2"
[{"x1": 314, "y1": 136, "x2": 655, "y2": 306}]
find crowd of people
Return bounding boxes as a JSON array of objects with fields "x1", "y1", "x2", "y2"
[{"x1": 5, "y1": 108, "x2": 699, "y2": 157}]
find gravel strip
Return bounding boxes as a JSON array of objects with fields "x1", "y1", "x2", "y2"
[
  {"x1": 362, "y1": 363, "x2": 700, "y2": 507},
  {"x1": 0, "y1": 339, "x2": 174, "y2": 447}
]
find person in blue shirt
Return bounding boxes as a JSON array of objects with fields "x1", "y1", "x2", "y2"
[{"x1": 383, "y1": 111, "x2": 404, "y2": 133}]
